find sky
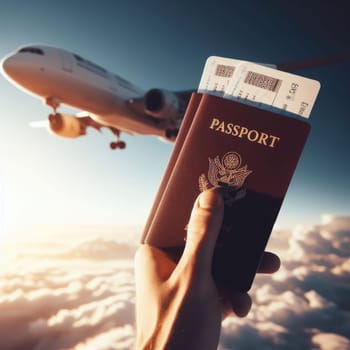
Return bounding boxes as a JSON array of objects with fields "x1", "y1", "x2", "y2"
[
  {"x1": 0, "y1": 2, "x2": 350, "y2": 350},
  {"x1": 0, "y1": 0, "x2": 349, "y2": 237}
]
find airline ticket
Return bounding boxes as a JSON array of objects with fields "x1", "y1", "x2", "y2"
[{"x1": 198, "y1": 56, "x2": 321, "y2": 119}]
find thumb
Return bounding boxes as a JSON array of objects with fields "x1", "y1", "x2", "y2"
[{"x1": 180, "y1": 189, "x2": 224, "y2": 274}]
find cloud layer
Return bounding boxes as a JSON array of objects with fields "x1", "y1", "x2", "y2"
[
  {"x1": 0, "y1": 239, "x2": 136, "y2": 350},
  {"x1": 220, "y1": 215, "x2": 350, "y2": 349},
  {"x1": 0, "y1": 216, "x2": 349, "y2": 349}
]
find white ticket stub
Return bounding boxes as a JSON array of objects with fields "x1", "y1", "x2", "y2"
[
  {"x1": 198, "y1": 56, "x2": 321, "y2": 119},
  {"x1": 198, "y1": 56, "x2": 242, "y2": 96},
  {"x1": 224, "y1": 61, "x2": 321, "y2": 118}
]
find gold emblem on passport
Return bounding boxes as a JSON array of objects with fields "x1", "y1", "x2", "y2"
[{"x1": 199, "y1": 151, "x2": 252, "y2": 206}]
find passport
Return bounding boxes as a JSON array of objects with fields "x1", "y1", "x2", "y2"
[
  {"x1": 142, "y1": 93, "x2": 311, "y2": 292},
  {"x1": 141, "y1": 93, "x2": 203, "y2": 241}
]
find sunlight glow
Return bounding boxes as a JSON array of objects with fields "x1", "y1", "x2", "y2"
[{"x1": 0, "y1": 176, "x2": 5, "y2": 241}]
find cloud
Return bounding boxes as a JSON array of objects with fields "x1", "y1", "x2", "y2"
[
  {"x1": 59, "y1": 238, "x2": 137, "y2": 260},
  {"x1": 220, "y1": 215, "x2": 350, "y2": 349},
  {"x1": 0, "y1": 243, "x2": 135, "y2": 350},
  {"x1": 27, "y1": 294, "x2": 134, "y2": 350},
  {"x1": 73, "y1": 325, "x2": 135, "y2": 350},
  {"x1": 8, "y1": 238, "x2": 137, "y2": 261},
  {"x1": 0, "y1": 216, "x2": 349, "y2": 349},
  {"x1": 311, "y1": 333, "x2": 350, "y2": 350}
]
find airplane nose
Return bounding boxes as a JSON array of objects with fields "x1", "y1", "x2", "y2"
[
  {"x1": 1, "y1": 54, "x2": 39, "y2": 83},
  {"x1": 2, "y1": 56, "x2": 16, "y2": 78},
  {"x1": 1, "y1": 56, "x2": 24, "y2": 81}
]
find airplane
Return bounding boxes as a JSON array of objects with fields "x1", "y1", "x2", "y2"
[
  {"x1": 1, "y1": 44, "x2": 193, "y2": 149},
  {"x1": 2, "y1": 45, "x2": 349, "y2": 150}
]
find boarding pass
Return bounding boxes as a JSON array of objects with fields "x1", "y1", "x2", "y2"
[{"x1": 198, "y1": 56, "x2": 321, "y2": 119}]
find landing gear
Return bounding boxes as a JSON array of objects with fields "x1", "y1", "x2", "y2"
[
  {"x1": 110, "y1": 141, "x2": 126, "y2": 150},
  {"x1": 46, "y1": 96, "x2": 61, "y2": 113},
  {"x1": 45, "y1": 96, "x2": 127, "y2": 150},
  {"x1": 109, "y1": 127, "x2": 126, "y2": 150}
]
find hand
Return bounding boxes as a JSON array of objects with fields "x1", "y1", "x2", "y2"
[{"x1": 135, "y1": 189, "x2": 280, "y2": 350}]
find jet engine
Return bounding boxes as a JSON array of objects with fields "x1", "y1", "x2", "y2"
[
  {"x1": 144, "y1": 89, "x2": 180, "y2": 120},
  {"x1": 48, "y1": 113, "x2": 86, "y2": 138}
]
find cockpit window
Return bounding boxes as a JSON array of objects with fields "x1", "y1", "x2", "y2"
[{"x1": 18, "y1": 47, "x2": 44, "y2": 55}]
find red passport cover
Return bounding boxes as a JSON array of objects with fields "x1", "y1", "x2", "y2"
[
  {"x1": 141, "y1": 93, "x2": 203, "y2": 241},
  {"x1": 143, "y1": 93, "x2": 310, "y2": 292}
]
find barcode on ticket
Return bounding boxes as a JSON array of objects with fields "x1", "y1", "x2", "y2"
[
  {"x1": 215, "y1": 64, "x2": 235, "y2": 78},
  {"x1": 244, "y1": 71, "x2": 282, "y2": 92}
]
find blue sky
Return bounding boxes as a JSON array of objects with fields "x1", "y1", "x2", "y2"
[{"x1": 0, "y1": 0, "x2": 349, "y2": 238}]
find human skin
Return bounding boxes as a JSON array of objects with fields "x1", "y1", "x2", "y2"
[{"x1": 135, "y1": 189, "x2": 280, "y2": 350}]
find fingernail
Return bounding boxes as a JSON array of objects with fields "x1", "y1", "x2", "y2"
[{"x1": 198, "y1": 189, "x2": 223, "y2": 209}]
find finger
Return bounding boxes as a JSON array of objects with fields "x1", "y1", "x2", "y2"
[
  {"x1": 134, "y1": 245, "x2": 175, "y2": 287},
  {"x1": 179, "y1": 189, "x2": 224, "y2": 274},
  {"x1": 230, "y1": 292, "x2": 252, "y2": 318},
  {"x1": 257, "y1": 251, "x2": 281, "y2": 274}
]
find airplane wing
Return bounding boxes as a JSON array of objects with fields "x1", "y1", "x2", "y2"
[
  {"x1": 277, "y1": 54, "x2": 350, "y2": 72},
  {"x1": 30, "y1": 112, "x2": 127, "y2": 149},
  {"x1": 172, "y1": 89, "x2": 194, "y2": 118},
  {"x1": 78, "y1": 115, "x2": 104, "y2": 132},
  {"x1": 53, "y1": 113, "x2": 128, "y2": 149},
  {"x1": 30, "y1": 113, "x2": 104, "y2": 133},
  {"x1": 128, "y1": 88, "x2": 194, "y2": 121},
  {"x1": 173, "y1": 89, "x2": 193, "y2": 106}
]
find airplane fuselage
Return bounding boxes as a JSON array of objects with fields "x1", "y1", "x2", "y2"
[{"x1": 1, "y1": 45, "x2": 169, "y2": 137}]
